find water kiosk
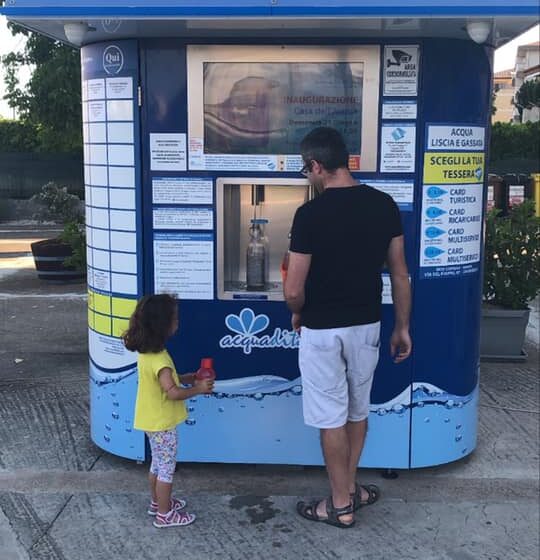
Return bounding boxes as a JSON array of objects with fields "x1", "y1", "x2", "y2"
[{"x1": 3, "y1": 1, "x2": 537, "y2": 468}]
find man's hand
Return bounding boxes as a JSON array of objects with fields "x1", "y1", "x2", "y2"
[
  {"x1": 291, "y1": 313, "x2": 301, "y2": 333},
  {"x1": 390, "y1": 328, "x2": 412, "y2": 363}
]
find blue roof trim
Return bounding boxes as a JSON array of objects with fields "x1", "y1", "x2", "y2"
[
  {"x1": 0, "y1": 7, "x2": 271, "y2": 17},
  {"x1": 1, "y1": 1, "x2": 539, "y2": 17}
]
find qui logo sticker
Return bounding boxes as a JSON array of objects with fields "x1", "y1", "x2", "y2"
[{"x1": 103, "y1": 45, "x2": 124, "y2": 75}]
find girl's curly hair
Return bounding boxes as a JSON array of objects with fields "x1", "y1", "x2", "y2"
[{"x1": 123, "y1": 294, "x2": 177, "y2": 353}]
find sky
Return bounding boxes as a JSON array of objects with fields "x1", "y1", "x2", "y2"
[{"x1": 0, "y1": 17, "x2": 538, "y2": 118}]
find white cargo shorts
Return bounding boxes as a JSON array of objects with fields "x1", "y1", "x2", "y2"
[{"x1": 298, "y1": 322, "x2": 381, "y2": 429}]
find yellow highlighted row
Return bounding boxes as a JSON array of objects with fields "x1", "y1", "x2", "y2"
[{"x1": 88, "y1": 289, "x2": 137, "y2": 337}]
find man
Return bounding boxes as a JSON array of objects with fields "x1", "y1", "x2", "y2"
[{"x1": 284, "y1": 127, "x2": 412, "y2": 528}]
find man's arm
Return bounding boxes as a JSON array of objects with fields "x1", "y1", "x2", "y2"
[
  {"x1": 386, "y1": 235, "x2": 412, "y2": 363},
  {"x1": 284, "y1": 251, "x2": 311, "y2": 313}
]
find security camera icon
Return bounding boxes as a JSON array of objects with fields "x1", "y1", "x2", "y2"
[{"x1": 387, "y1": 50, "x2": 412, "y2": 67}]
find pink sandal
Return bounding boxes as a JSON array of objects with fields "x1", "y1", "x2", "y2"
[
  {"x1": 153, "y1": 509, "x2": 196, "y2": 528},
  {"x1": 147, "y1": 497, "x2": 187, "y2": 516}
]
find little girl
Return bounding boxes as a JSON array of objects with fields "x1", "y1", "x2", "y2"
[{"x1": 123, "y1": 294, "x2": 214, "y2": 528}]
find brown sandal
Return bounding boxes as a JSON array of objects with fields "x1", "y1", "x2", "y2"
[
  {"x1": 297, "y1": 496, "x2": 355, "y2": 529},
  {"x1": 351, "y1": 484, "x2": 380, "y2": 511}
]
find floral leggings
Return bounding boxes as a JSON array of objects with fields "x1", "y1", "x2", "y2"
[{"x1": 146, "y1": 429, "x2": 177, "y2": 483}]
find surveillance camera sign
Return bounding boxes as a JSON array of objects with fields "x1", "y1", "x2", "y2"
[{"x1": 383, "y1": 45, "x2": 419, "y2": 96}]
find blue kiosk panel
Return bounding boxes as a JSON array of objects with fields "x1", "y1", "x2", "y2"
[{"x1": 79, "y1": 35, "x2": 490, "y2": 468}]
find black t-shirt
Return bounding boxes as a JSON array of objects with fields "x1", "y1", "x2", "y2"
[{"x1": 289, "y1": 184, "x2": 403, "y2": 329}]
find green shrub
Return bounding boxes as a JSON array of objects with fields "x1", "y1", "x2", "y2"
[
  {"x1": 31, "y1": 181, "x2": 81, "y2": 223},
  {"x1": 0, "y1": 118, "x2": 39, "y2": 152},
  {"x1": 490, "y1": 121, "x2": 540, "y2": 162},
  {"x1": 483, "y1": 200, "x2": 540, "y2": 309},
  {"x1": 31, "y1": 181, "x2": 86, "y2": 272}
]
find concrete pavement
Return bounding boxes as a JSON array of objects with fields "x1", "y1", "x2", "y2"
[{"x1": 0, "y1": 225, "x2": 538, "y2": 560}]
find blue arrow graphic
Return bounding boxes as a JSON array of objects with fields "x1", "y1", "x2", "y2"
[
  {"x1": 424, "y1": 246, "x2": 445, "y2": 258},
  {"x1": 426, "y1": 206, "x2": 447, "y2": 219},
  {"x1": 427, "y1": 186, "x2": 447, "y2": 198},
  {"x1": 425, "y1": 226, "x2": 445, "y2": 239}
]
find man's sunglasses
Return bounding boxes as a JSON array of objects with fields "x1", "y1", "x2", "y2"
[{"x1": 300, "y1": 161, "x2": 313, "y2": 176}]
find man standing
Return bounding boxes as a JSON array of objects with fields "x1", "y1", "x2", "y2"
[{"x1": 284, "y1": 127, "x2": 412, "y2": 528}]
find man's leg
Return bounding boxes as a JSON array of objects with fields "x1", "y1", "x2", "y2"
[
  {"x1": 344, "y1": 323, "x2": 380, "y2": 501},
  {"x1": 298, "y1": 327, "x2": 354, "y2": 523},
  {"x1": 346, "y1": 419, "x2": 368, "y2": 494},
  {"x1": 316, "y1": 426, "x2": 353, "y2": 523}
]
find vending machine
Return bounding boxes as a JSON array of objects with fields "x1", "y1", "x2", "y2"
[{"x1": 81, "y1": 37, "x2": 488, "y2": 468}]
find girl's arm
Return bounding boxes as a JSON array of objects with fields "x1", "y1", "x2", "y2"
[
  {"x1": 178, "y1": 372, "x2": 196, "y2": 386},
  {"x1": 158, "y1": 367, "x2": 213, "y2": 400}
]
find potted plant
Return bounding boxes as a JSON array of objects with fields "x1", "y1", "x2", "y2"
[
  {"x1": 480, "y1": 199, "x2": 540, "y2": 360},
  {"x1": 30, "y1": 182, "x2": 86, "y2": 281}
]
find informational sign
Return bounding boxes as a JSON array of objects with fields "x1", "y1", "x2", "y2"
[
  {"x1": 187, "y1": 45, "x2": 381, "y2": 172},
  {"x1": 420, "y1": 184, "x2": 483, "y2": 278},
  {"x1": 152, "y1": 177, "x2": 213, "y2": 205},
  {"x1": 365, "y1": 180, "x2": 414, "y2": 211},
  {"x1": 87, "y1": 79, "x2": 105, "y2": 100},
  {"x1": 420, "y1": 124, "x2": 485, "y2": 279},
  {"x1": 153, "y1": 207, "x2": 213, "y2": 230},
  {"x1": 154, "y1": 232, "x2": 214, "y2": 300},
  {"x1": 380, "y1": 123, "x2": 416, "y2": 173},
  {"x1": 382, "y1": 100, "x2": 417, "y2": 120},
  {"x1": 383, "y1": 45, "x2": 419, "y2": 96},
  {"x1": 88, "y1": 101, "x2": 106, "y2": 122},
  {"x1": 106, "y1": 76, "x2": 133, "y2": 99},
  {"x1": 423, "y1": 152, "x2": 484, "y2": 184},
  {"x1": 381, "y1": 274, "x2": 392, "y2": 304},
  {"x1": 188, "y1": 145, "x2": 281, "y2": 172},
  {"x1": 509, "y1": 185, "x2": 525, "y2": 206},
  {"x1": 486, "y1": 185, "x2": 495, "y2": 210},
  {"x1": 426, "y1": 125, "x2": 485, "y2": 151},
  {"x1": 150, "y1": 133, "x2": 187, "y2": 171}
]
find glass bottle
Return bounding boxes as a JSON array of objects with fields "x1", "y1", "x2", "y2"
[{"x1": 246, "y1": 219, "x2": 267, "y2": 291}]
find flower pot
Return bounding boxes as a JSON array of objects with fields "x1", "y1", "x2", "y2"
[
  {"x1": 480, "y1": 307, "x2": 530, "y2": 361},
  {"x1": 30, "y1": 238, "x2": 86, "y2": 281}
]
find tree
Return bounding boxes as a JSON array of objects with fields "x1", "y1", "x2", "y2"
[
  {"x1": 2, "y1": 23, "x2": 82, "y2": 152},
  {"x1": 514, "y1": 78, "x2": 540, "y2": 121}
]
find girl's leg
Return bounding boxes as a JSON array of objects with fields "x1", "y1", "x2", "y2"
[
  {"x1": 156, "y1": 480, "x2": 173, "y2": 515},
  {"x1": 146, "y1": 433, "x2": 160, "y2": 506},
  {"x1": 147, "y1": 429, "x2": 178, "y2": 514},
  {"x1": 149, "y1": 472, "x2": 158, "y2": 504}
]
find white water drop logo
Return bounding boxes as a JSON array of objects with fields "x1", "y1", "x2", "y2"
[
  {"x1": 219, "y1": 308, "x2": 299, "y2": 355},
  {"x1": 103, "y1": 45, "x2": 124, "y2": 75},
  {"x1": 102, "y1": 20, "x2": 122, "y2": 34}
]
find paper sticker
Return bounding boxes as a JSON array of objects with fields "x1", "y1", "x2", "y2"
[
  {"x1": 382, "y1": 100, "x2": 417, "y2": 120},
  {"x1": 152, "y1": 177, "x2": 213, "y2": 205},
  {"x1": 153, "y1": 207, "x2": 213, "y2": 230},
  {"x1": 383, "y1": 45, "x2": 419, "y2": 96},
  {"x1": 154, "y1": 233, "x2": 214, "y2": 300},
  {"x1": 380, "y1": 123, "x2": 416, "y2": 173},
  {"x1": 426, "y1": 125, "x2": 485, "y2": 151},
  {"x1": 423, "y1": 152, "x2": 484, "y2": 184},
  {"x1": 419, "y1": 184, "x2": 483, "y2": 278},
  {"x1": 150, "y1": 133, "x2": 187, "y2": 171}
]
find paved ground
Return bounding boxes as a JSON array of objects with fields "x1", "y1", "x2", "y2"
[{"x1": 0, "y1": 225, "x2": 538, "y2": 560}]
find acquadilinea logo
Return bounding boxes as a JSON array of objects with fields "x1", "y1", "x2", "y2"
[{"x1": 219, "y1": 308, "x2": 299, "y2": 355}]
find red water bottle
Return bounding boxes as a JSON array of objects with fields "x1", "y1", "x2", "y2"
[
  {"x1": 195, "y1": 357, "x2": 216, "y2": 381},
  {"x1": 280, "y1": 251, "x2": 289, "y2": 284}
]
